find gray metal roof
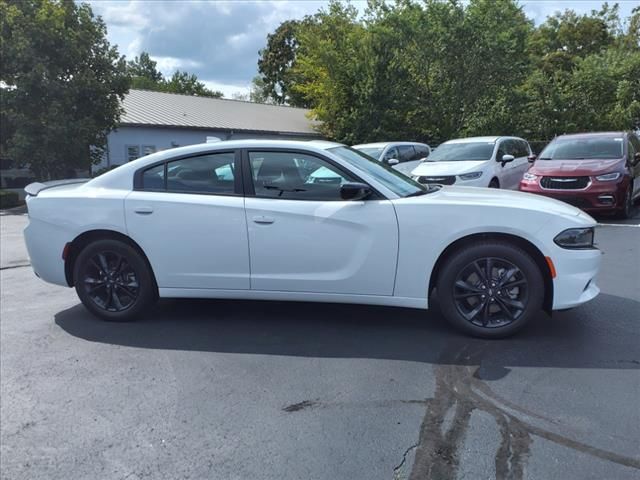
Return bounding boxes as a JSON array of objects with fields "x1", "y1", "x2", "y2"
[{"x1": 120, "y1": 89, "x2": 320, "y2": 136}]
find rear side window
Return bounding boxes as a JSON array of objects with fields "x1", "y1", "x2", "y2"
[
  {"x1": 397, "y1": 145, "x2": 416, "y2": 162},
  {"x1": 140, "y1": 152, "x2": 236, "y2": 194},
  {"x1": 414, "y1": 145, "x2": 430, "y2": 159},
  {"x1": 142, "y1": 164, "x2": 165, "y2": 190},
  {"x1": 166, "y1": 152, "x2": 235, "y2": 194}
]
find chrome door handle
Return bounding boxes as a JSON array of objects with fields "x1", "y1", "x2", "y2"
[
  {"x1": 253, "y1": 215, "x2": 274, "y2": 224},
  {"x1": 134, "y1": 206, "x2": 153, "y2": 215}
]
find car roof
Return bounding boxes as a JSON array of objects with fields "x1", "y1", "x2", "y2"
[
  {"x1": 353, "y1": 142, "x2": 429, "y2": 148},
  {"x1": 554, "y1": 131, "x2": 626, "y2": 140}
]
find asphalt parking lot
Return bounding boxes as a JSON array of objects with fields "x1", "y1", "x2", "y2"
[{"x1": 1, "y1": 208, "x2": 639, "y2": 480}]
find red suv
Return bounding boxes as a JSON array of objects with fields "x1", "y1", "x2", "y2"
[{"x1": 519, "y1": 132, "x2": 640, "y2": 218}]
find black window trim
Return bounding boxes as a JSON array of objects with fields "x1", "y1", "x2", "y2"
[
  {"x1": 133, "y1": 149, "x2": 244, "y2": 197},
  {"x1": 240, "y1": 147, "x2": 384, "y2": 201}
]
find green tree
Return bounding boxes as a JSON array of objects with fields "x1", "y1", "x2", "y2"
[
  {"x1": 1, "y1": 0, "x2": 130, "y2": 180},
  {"x1": 127, "y1": 51, "x2": 163, "y2": 90},
  {"x1": 257, "y1": 18, "x2": 315, "y2": 107},
  {"x1": 163, "y1": 70, "x2": 222, "y2": 98}
]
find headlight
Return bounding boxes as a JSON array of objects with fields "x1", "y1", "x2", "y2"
[
  {"x1": 523, "y1": 172, "x2": 538, "y2": 181},
  {"x1": 458, "y1": 171, "x2": 483, "y2": 180},
  {"x1": 595, "y1": 172, "x2": 621, "y2": 181},
  {"x1": 554, "y1": 227, "x2": 595, "y2": 249}
]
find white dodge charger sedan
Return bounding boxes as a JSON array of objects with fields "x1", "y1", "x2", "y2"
[{"x1": 24, "y1": 140, "x2": 601, "y2": 337}]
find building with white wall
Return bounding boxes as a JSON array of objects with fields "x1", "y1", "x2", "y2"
[{"x1": 101, "y1": 89, "x2": 322, "y2": 169}]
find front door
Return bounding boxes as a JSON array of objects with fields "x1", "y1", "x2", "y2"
[
  {"x1": 125, "y1": 150, "x2": 250, "y2": 290},
  {"x1": 243, "y1": 149, "x2": 398, "y2": 295}
]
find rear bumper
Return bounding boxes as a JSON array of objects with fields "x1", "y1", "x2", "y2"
[
  {"x1": 520, "y1": 179, "x2": 627, "y2": 212},
  {"x1": 551, "y1": 246, "x2": 602, "y2": 310},
  {"x1": 24, "y1": 218, "x2": 70, "y2": 287}
]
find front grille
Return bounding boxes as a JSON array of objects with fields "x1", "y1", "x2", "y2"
[
  {"x1": 418, "y1": 175, "x2": 456, "y2": 185},
  {"x1": 540, "y1": 176, "x2": 590, "y2": 190}
]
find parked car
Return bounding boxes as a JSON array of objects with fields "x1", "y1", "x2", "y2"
[
  {"x1": 410, "y1": 136, "x2": 532, "y2": 190},
  {"x1": 24, "y1": 140, "x2": 601, "y2": 338},
  {"x1": 520, "y1": 132, "x2": 640, "y2": 219},
  {"x1": 352, "y1": 142, "x2": 431, "y2": 176}
]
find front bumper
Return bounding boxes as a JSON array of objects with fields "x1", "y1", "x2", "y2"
[
  {"x1": 520, "y1": 179, "x2": 627, "y2": 212},
  {"x1": 551, "y1": 245, "x2": 602, "y2": 310}
]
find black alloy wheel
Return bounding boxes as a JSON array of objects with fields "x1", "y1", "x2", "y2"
[
  {"x1": 82, "y1": 251, "x2": 139, "y2": 312},
  {"x1": 74, "y1": 239, "x2": 156, "y2": 321},
  {"x1": 453, "y1": 257, "x2": 528, "y2": 328},
  {"x1": 436, "y1": 241, "x2": 544, "y2": 338}
]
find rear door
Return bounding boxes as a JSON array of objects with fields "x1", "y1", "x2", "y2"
[
  {"x1": 125, "y1": 150, "x2": 250, "y2": 290},
  {"x1": 243, "y1": 149, "x2": 398, "y2": 295}
]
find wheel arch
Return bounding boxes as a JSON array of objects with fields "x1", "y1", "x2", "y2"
[
  {"x1": 64, "y1": 229, "x2": 158, "y2": 294},
  {"x1": 428, "y1": 232, "x2": 553, "y2": 314}
]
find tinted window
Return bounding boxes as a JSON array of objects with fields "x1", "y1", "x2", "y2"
[
  {"x1": 397, "y1": 145, "x2": 416, "y2": 162},
  {"x1": 165, "y1": 152, "x2": 235, "y2": 194},
  {"x1": 142, "y1": 164, "x2": 165, "y2": 190},
  {"x1": 328, "y1": 146, "x2": 427, "y2": 197},
  {"x1": 415, "y1": 145, "x2": 430, "y2": 159},
  {"x1": 249, "y1": 151, "x2": 356, "y2": 201},
  {"x1": 539, "y1": 137, "x2": 624, "y2": 160},
  {"x1": 428, "y1": 142, "x2": 495, "y2": 161}
]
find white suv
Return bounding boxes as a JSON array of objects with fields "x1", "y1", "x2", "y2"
[
  {"x1": 410, "y1": 136, "x2": 532, "y2": 189},
  {"x1": 353, "y1": 142, "x2": 431, "y2": 176}
]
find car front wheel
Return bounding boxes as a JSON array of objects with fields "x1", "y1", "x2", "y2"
[
  {"x1": 73, "y1": 239, "x2": 156, "y2": 322},
  {"x1": 436, "y1": 241, "x2": 544, "y2": 338}
]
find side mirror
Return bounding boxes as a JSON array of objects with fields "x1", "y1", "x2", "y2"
[
  {"x1": 340, "y1": 182, "x2": 371, "y2": 201},
  {"x1": 527, "y1": 154, "x2": 537, "y2": 163},
  {"x1": 501, "y1": 154, "x2": 515, "y2": 164},
  {"x1": 387, "y1": 158, "x2": 400, "y2": 166}
]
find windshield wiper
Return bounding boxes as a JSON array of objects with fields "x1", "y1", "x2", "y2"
[{"x1": 404, "y1": 189, "x2": 429, "y2": 198}]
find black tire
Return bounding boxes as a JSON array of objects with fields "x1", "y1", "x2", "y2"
[
  {"x1": 73, "y1": 239, "x2": 157, "y2": 322},
  {"x1": 617, "y1": 184, "x2": 633, "y2": 219},
  {"x1": 489, "y1": 178, "x2": 500, "y2": 189},
  {"x1": 436, "y1": 241, "x2": 544, "y2": 338}
]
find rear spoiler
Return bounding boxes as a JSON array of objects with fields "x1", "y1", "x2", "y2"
[{"x1": 24, "y1": 179, "x2": 90, "y2": 197}]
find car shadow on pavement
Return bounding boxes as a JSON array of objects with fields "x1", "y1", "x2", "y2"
[{"x1": 55, "y1": 293, "x2": 640, "y2": 371}]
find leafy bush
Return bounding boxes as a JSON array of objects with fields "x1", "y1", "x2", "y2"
[{"x1": 0, "y1": 190, "x2": 22, "y2": 209}]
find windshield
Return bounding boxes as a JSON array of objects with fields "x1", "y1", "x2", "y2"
[
  {"x1": 427, "y1": 142, "x2": 495, "y2": 161},
  {"x1": 328, "y1": 146, "x2": 427, "y2": 197},
  {"x1": 539, "y1": 137, "x2": 624, "y2": 160},
  {"x1": 354, "y1": 147, "x2": 384, "y2": 159}
]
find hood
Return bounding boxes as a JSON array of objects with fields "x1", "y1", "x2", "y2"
[
  {"x1": 529, "y1": 158, "x2": 624, "y2": 176},
  {"x1": 397, "y1": 186, "x2": 595, "y2": 223},
  {"x1": 411, "y1": 160, "x2": 485, "y2": 177}
]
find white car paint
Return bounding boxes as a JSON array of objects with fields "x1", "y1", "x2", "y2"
[
  {"x1": 410, "y1": 136, "x2": 531, "y2": 189},
  {"x1": 24, "y1": 140, "x2": 600, "y2": 313}
]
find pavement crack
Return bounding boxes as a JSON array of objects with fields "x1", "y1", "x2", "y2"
[
  {"x1": 0, "y1": 263, "x2": 31, "y2": 270},
  {"x1": 393, "y1": 442, "x2": 419, "y2": 479}
]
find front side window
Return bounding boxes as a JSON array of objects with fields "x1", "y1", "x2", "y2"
[
  {"x1": 427, "y1": 142, "x2": 496, "y2": 162},
  {"x1": 539, "y1": 137, "x2": 624, "y2": 160},
  {"x1": 382, "y1": 147, "x2": 399, "y2": 162},
  {"x1": 249, "y1": 151, "x2": 357, "y2": 201},
  {"x1": 328, "y1": 146, "x2": 427, "y2": 198}
]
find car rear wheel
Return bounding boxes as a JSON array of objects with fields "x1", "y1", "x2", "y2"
[
  {"x1": 436, "y1": 241, "x2": 544, "y2": 338},
  {"x1": 73, "y1": 239, "x2": 156, "y2": 322}
]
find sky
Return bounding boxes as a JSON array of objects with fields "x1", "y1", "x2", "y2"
[{"x1": 87, "y1": 0, "x2": 638, "y2": 98}]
